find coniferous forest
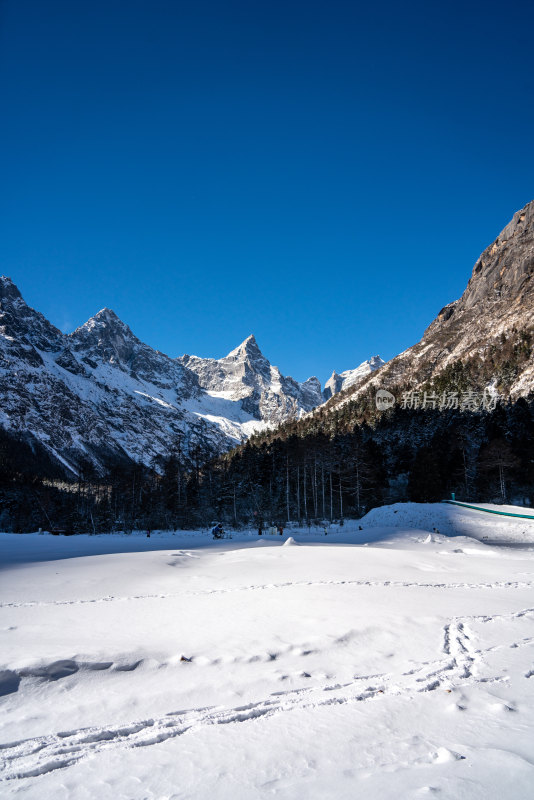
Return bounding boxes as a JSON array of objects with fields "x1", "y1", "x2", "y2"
[{"x1": 1, "y1": 391, "x2": 533, "y2": 534}]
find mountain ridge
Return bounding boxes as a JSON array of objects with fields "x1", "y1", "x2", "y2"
[{"x1": 0, "y1": 276, "x2": 380, "y2": 474}]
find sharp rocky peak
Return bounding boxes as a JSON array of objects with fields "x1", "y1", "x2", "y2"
[
  {"x1": 226, "y1": 334, "x2": 266, "y2": 362},
  {"x1": 68, "y1": 307, "x2": 144, "y2": 370},
  {"x1": 77, "y1": 307, "x2": 129, "y2": 331},
  {"x1": 0, "y1": 276, "x2": 64, "y2": 349},
  {"x1": 94, "y1": 307, "x2": 121, "y2": 322},
  {"x1": 71, "y1": 307, "x2": 139, "y2": 347},
  {"x1": 0, "y1": 276, "x2": 23, "y2": 303}
]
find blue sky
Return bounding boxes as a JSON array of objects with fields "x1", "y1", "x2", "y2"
[{"x1": 1, "y1": 0, "x2": 533, "y2": 385}]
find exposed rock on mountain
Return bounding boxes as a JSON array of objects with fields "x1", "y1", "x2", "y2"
[
  {"x1": 323, "y1": 356, "x2": 385, "y2": 400},
  {"x1": 180, "y1": 335, "x2": 323, "y2": 425},
  {"x1": 325, "y1": 199, "x2": 534, "y2": 410},
  {"x1": 1, "y1": 279, "x2": 362, "y2": 475},
  {"x1": 0, "y1": 278, "x2": 217, "y2": 474},
  {"x1": 69, "y1": 308, "x2": 199, "y2": 398}
]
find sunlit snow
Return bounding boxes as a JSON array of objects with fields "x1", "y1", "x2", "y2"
[{"x1": 1, "y1": 504, "x2": 534, "y2": 798}]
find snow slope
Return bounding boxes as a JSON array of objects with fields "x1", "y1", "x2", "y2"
[
  {"x1": 361, "y1": 501, "x2": 534, "y2": 544},
  {"x1": 1, "y1": 514, "x2": 534, "y2": 798}
]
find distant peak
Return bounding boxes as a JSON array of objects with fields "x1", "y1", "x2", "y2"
[
  {"x1": 0, "y1": 275, "x2": 23, "y2": 302},
  {"x1": 339, "y1": 356, "x2": 385, "y2": 375}
]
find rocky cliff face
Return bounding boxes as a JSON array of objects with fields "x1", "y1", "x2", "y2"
[
  {"x1": 326, "y1": 199, "x2": 534, "y2": 409},
  {"x1": 180, "y1": 335, "x2": 323, "y2": 425}
]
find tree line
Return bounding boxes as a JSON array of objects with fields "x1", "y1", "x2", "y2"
[{"x1": 1, "y1": 393, "x2": 533, "y2": 533}]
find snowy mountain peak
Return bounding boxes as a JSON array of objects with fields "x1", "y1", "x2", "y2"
[
  {"x1": 0, "y1": 277, "x2": 64, "y2": 352},
  {"x1": 323, "y1": 356, "x2": 386, "y2": 400},
  {"x1": 0, "y1": 275, "x2": 23, "y2": 302},
  {"x1": 69, "y1": 308, "x2": 145, "y2": 371},
  {"x1": 76, "y1": 307, "x2": 131, "y2": 335},
  {"x1": 226, "y1": 334, "x2": 264, "y2": 361},
  {"x1": 180, "y1": 335, "x2": 323, "y2": 425},
  {"x1": 367, "y1": 355, "x2": 385, "y2": 369},
  {"x1": 94, "y1": 307, "x2": 122, "y2": 323}
]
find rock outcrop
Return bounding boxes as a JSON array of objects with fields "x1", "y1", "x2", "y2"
[{"x1": 325, "y1": 199, "x2": 534, "y2": 409}]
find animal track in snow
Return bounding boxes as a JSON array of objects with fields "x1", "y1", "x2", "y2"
[{"x1": 1, "y1": 578, "x2": 532, "y2": 610}]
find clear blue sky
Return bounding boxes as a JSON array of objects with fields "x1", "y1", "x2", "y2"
[{"x1": 1, "y1": 0, "x2": 533, "y2": 384}]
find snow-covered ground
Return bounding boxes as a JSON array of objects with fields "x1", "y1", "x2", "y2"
[
  {"x1": 1, "y1": 505, "x2": 534, "y2": 798},
  {"x1": 362, "y1": 501, "x2": 534, "y2": 544}
]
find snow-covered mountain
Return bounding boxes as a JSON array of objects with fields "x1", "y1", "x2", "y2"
[
  {"x1": 0, "y1": 278, "x2": 221, "y2": 473},
  {"x1": 180, "y1": 335, "x2": 323, "y2": 425},
  {"x1": 323, "y1": 356, "x2": 385, "y2": 400},
  {"x1": 2, "y1": 278, "x2": 376, "y2": 474}
]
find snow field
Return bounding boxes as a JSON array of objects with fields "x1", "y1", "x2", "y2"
[
  {"x1": 362, "y1": 501, "x2": 534, "y2": 543},
  {"x1": 1, "y1": 506, "x2": 534, "y2": 797}
]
